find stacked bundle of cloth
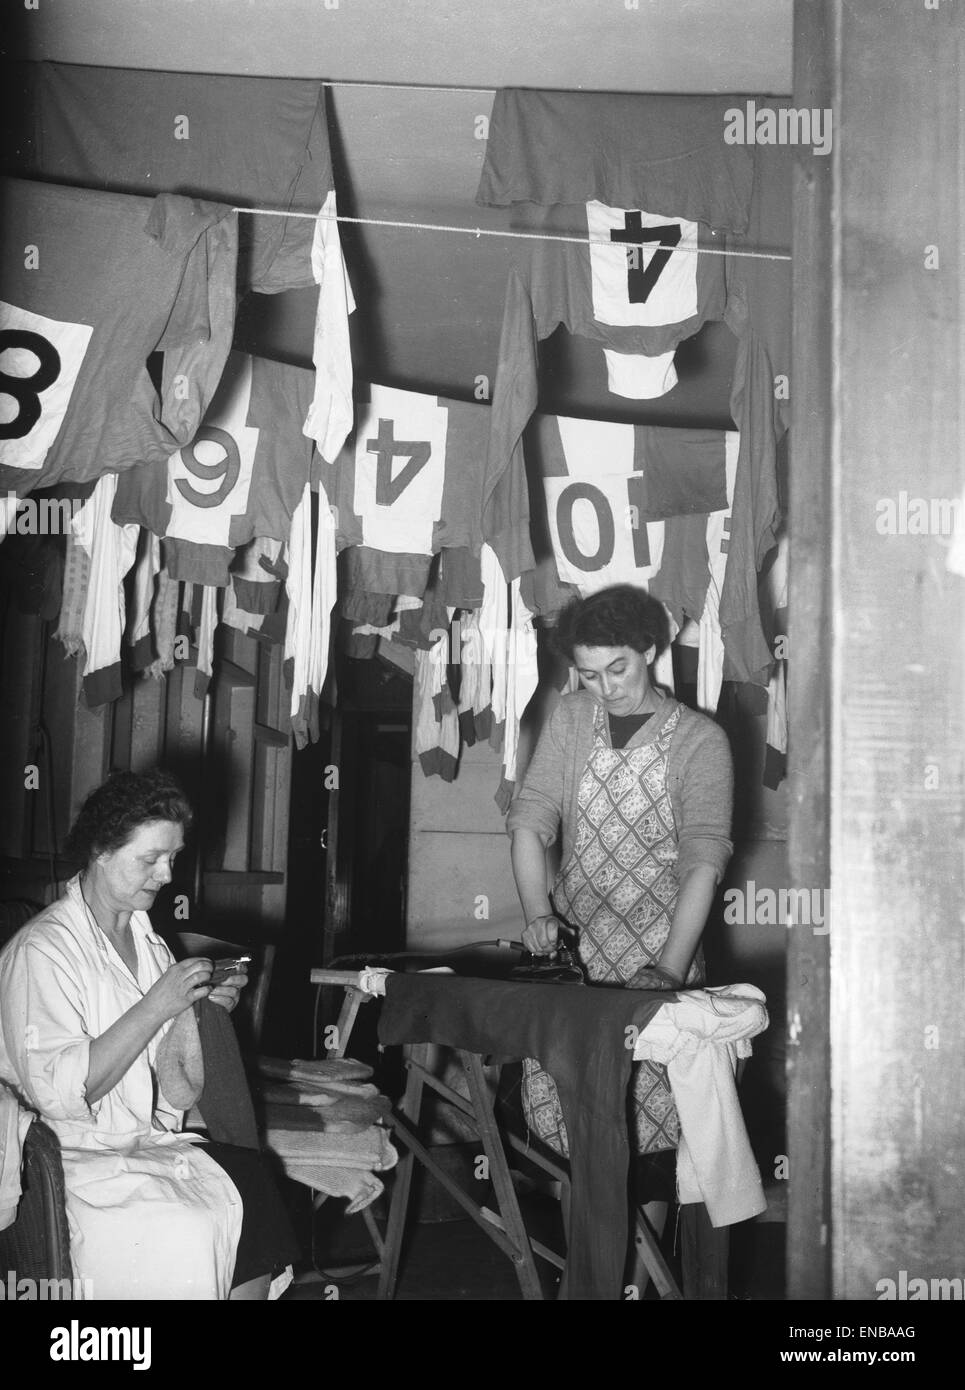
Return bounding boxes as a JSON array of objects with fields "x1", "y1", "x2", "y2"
[{"x1": 254, "y1": 1057, "x2": 398, "y2": 1214}]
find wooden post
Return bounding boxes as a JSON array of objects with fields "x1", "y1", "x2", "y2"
[
  {"x1": 786, "y1": 0, "x2": 834, "y2": 1301},
  {"x1": 826, "y1": 0, "x2": 964, "y2": 1299}
]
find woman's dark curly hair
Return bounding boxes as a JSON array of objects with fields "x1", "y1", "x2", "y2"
[
  {"x1": 552, "y1": 585, "x2": 670, "y2": 663},
  {"x1": 65, "y1": 770, "x2": 193, "y2": 863}
]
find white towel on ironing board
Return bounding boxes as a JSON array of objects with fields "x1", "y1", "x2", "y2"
[{"x1": 634, "y1": 984, "x2": 769, "y2": 1227}]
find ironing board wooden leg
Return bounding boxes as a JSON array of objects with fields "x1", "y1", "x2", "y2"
[
  {"x1": 376, "y1": 1043, "x2": 426, "y2": 1300},
  {"x1": 328, "y1": 988, "x2": 363, "y2": 1059},
  {"x1": 680, "y1": 1202, "x2": 729, "y2": 1299},
  {"x1": 460, "y1": 1051, "x2": 543, "y2": 1301},
  {"x1": 560, "y1": 1176, "x2": 571, "y2": 1248},
  {"x1": 361, "y1": 1203, "x2": 385, "y2": 1260},
  {"x1": 630, "y1": 1204, "x2": 682, "y2": 1301}
]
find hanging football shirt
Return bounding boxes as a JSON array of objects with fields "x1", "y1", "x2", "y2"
[
  {"x1": 329, "y1": 382, "x2": 532, "y2": 602},
  {"x1": 113, "y1": 352, "x2": 315, "y2": 587},
  {"x1": 353, "y1": 385, "x2": 447, "y2": 554},
  {"x1": 0, "y1": 178, "x2": 237, "y2": 497},
  {"x1": 477, "y1": 90, "x2": 753, "y2": 233},
  {"x1": 542, "y1": 417, "x2": 666, "y2": 594},
  {"x1": 29, "y1": 62, "x2": 334, "y2": 294},
  {"x1": 721, "y1": 134, "x2": 792, "y2": 685},
  {"x1": 485, "y1": 208, "x2": 727, "y2": 527},
  {"x1": 483, "y1": 270, "x2": 539, "y2": 582},
  {"x1": 477, "y1": 88, "x2": 750, "y2": 509},
  {"x1": 519, "y1": 201, "x2": 727, "y2": 356},
  {"x1": 477, "y1": 87, "x2": 778, "y2": 657},
  {"x1": 529, "y1": 411, "x2": 733, "y2": 616}
]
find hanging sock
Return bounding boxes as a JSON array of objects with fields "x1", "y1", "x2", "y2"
[
  {"x1": 222, "y1": 537, "x2": 285, "y2": 639},
  {"x1": 457, "y1": 606, "x2": 490, "y2": 745},
  {"x1": 193, "y1": 585, "x2": 219, "y2": 700},
  {"x1": 495, "y1": 579, "x2": 540, "y2": 812},
  {"x1": 284, "y1": 483, "x2": 313, "y2": 740},
  {"x1": 763, "y1": 660, "x2": 787, "y2": 790},
  {"x1": 72, "y1": 474, "x2": 139, "y2": 707},
  {"x1": 54, "y1": 528, "x2": 92, "y2": 660},
  {"x1": 297, "y1": 483, "x2": 338, "y2": 746},
  {"x1": 479, "y1": 544, "x2": 510, "y2": 755},
  {"x1": 696, "y1": 433, "x2": 739, "y2": 713},
  {"x1": 414, "y1": 632, "x2": 460, "y2": 781},
  {"x1": 761, "y1": 529, "x2": 789, "y2": 788},
  {"x1": 652, "y1": 603, "x2": 678, "y2": 696},
  {"x1": 302, "y1": 190, "x2": 356, "y2": 463},
  {"x1": 0, "y1": 493, "x2": 18, "y2": 543},
  {"x1": 125, "y1": 529, "x2": 161, "y2": 672},
  {"x1": 144, "y1": 568, "x2": 181, "y2": 680}
]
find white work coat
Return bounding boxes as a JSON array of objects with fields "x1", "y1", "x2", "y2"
[{"x1": 0, "y1": 877, "x2": 242, "y2": 1299}]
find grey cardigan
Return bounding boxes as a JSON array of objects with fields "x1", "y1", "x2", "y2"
[{"x1": 506, "y1": 688, "x2": 734, "y2": 884}]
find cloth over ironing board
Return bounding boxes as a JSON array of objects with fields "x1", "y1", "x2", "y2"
[{"x1": 378, "y1": 972, "x2": 666, "y2": 1301}]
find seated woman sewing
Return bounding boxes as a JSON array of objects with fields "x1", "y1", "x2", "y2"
[
  {"x1": 508, "y1": 585, "x2": 734, "y2": 1161},
  {"x1": 0, "y1": 770, "x2": 298, "y2": 1300}
]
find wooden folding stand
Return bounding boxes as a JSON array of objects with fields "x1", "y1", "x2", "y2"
[{"x1": 305, "y1": 971, "x2": 388, "y2": 1273}]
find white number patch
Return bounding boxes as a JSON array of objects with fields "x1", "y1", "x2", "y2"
[
  {"x1": 0, "y1": 301, "x2": 93, "y2": 471},
  {"x1": 586, "y1": 203, "x2": 699, "y2": 329}
]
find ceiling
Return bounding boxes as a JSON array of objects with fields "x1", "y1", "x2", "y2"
[{"x1": 7, "y1": 0, "x2": 793, "y2": 92}]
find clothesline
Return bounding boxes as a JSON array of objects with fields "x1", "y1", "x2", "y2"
[
  {"x1": 321, "y1": 79, "x2": 498, "y2": 94},
  {"x1": 230, "y1": 205, "x2": 792, "y2": 262},
  {"x1": 317, "y1": 78, "x2": 796, "y2": 101}
]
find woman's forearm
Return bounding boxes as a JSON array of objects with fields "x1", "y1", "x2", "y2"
[
  {"x1": 659, "y1": 863, "x2": 719, "y2": 983},
  {"x1": 511, "y1": 828, "x2": 554, "y2": 923},
  {"x1": 86, "y1": 996, "x2": 167, "y2": 1105}
]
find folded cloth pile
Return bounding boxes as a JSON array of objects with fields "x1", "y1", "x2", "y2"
[{"x1": 257, "y1": 1057, "x2": 398, "y2": 1214}]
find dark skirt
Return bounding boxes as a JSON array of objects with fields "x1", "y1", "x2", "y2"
[{"x1": 201, "y1": 1140, "x2": 300, "y2": 1289}]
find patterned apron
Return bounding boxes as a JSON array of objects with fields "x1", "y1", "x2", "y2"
[{"x1": 522, "y1": 700, "x2": 703, "y2": 1156}]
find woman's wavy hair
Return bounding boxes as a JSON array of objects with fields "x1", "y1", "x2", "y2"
[
  {"x1": 551, "y1": 584, "x2": 670, "y2": 663},
  {"x1": 65, "y1": 769, "x2": 193, "y2": 863}
]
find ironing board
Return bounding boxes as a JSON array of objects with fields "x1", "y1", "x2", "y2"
[{"x1": 311, "y1": 967, "x2": 707, "y2": 1300}]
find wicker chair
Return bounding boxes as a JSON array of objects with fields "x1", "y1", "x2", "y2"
[
  {"x1": 0, "y1": 902, "x2": 74, "y2": 1289},
  {"x1": 0, "y1": 1118, "x2": 74, "y2": 1287}
]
